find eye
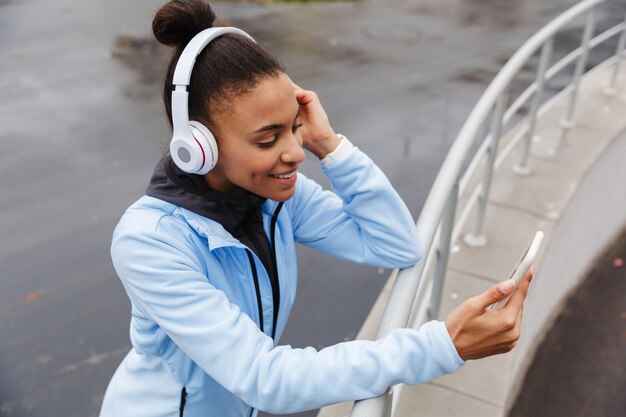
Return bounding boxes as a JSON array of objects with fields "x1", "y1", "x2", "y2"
[
  {"x1": 258, "y1": 136, "x2": 278, "y2": 148},
  {"x1": 258, "y1": 122, "x2": 303, "y2": 148}
]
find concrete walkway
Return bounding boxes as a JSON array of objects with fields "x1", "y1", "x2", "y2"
[{"x1": 319, "y1": 46, "x2": 626, "y2": 417}]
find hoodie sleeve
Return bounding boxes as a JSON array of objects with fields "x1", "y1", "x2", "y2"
[
  {"x1": 111, "y1": 218, "x2": 464, "y2": 414},
  {"x1": 289, "y1": 145, "x2": 422, "y2": 268}
]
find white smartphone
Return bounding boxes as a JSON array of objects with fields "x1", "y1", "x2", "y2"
[{"x1": 488, "y1": 231, "x2": 544, "y2": 310}]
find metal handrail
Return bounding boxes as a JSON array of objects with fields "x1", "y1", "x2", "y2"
[
  {"x1": 453, "y1": 21, "x2": 626, "y2": 244},
  {"x1": 348, "y1": 0, "x2": 626, "y2": 416}
]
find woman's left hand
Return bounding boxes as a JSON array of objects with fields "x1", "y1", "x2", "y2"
[{"x1": 289, "y1": 78, "x2": 341, "y2": 159}]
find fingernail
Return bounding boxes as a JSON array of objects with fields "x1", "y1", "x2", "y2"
[
  {"x1": 498, "y1": 279, "x2": 515, "y2": 294},
  {"x1": 529, "y1": 265, "x2": 534, "y2": 275}
]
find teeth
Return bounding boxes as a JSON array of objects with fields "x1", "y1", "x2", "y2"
[{"x1": 271, "y1": 171, "x2": 295, "y2": 179}]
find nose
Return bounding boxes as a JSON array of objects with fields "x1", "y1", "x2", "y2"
[{"x1": 280, "y1": 132, "x2": 305, "y2": 165}]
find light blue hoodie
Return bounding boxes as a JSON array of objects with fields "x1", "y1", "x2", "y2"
[{"x1": 99, "y1": 145, "x2": 464, "y2": 417}]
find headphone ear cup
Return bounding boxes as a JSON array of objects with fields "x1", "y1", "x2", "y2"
[{"x1": 188, "y1": 121, "x2": 218, "y2": 175}]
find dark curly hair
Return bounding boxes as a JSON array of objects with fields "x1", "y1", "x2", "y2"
[{"x1": 152, "y1": 0, "x2": 284, "y2": 133}]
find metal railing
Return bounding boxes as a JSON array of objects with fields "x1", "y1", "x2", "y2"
[{"x1": 349, "y1": 0, "x2": 626, "y2": 416}]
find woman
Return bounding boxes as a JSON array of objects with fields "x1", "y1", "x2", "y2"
[{"x1": 99, "y1": 1, "x2": 531, "y2": 416}]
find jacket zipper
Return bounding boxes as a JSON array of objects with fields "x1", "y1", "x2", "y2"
[
  {"x1": 242, "y1": 202, "x2": 284, "y2": 339},
  {"x1": 269, "y1": 202, "x2": 283, "y2": 339},
  {"x1": 242, "y1": 203, "x2": 283, "y2": 417},
  {"x1": 179, "y1": 387, "x2": 187, "y2": 417},
  {"x1": 245, "y1": 249, "x2": 264, "y2": 334}
]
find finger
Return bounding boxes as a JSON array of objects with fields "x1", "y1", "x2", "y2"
[
  {"x1": 473, "y1": 279, "x2": 516, "y2": 312},
  {"x1": 294, "y1": 89, "x2": 316, "y2": 106},
  {"x1": 502, "y1": 267, "x2": 533, "y2": 313},
  {"x1": 515, "y1": 304, "x2": 524, "y2": 328},
  {"x1": 508, "y1": 305, "x2": 524, "y2": 345}
]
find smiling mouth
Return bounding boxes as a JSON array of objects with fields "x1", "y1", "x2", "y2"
[{"x1": 269, "y1": 170, "x2": 296, "y2": 179}]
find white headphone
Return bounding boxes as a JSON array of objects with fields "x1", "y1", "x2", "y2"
[{"x1": 170, "y1": 27, "x2": 255, "y2": 174}]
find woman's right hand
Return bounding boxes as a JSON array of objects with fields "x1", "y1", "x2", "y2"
[
  {"x1": 445, "y1": 267, "x2": 533, "y2": 361},
  {"x1": 288, "y1": 77, "x2": 341, "y2": 160}
]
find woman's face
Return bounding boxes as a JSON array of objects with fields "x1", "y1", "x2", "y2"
[{"x1": 206, "y1": 72, "x2": 306, "y2": 202}]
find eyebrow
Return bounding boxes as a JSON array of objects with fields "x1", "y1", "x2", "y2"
[{"x1": 253, "y1": 108, "x2": 300, "y2": 133}]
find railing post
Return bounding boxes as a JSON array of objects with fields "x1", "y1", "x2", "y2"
[
  {"x1": 604, "y1": 13, "x2": 626, "y2": 96},
  {"x1": 560, "y1": 8, "x2": 596, "y2": 129},
  {"x1": 463, "y1": 94, "x2": 506, "y2": 248},
  {"x1": 513, "y1": 38, "x2": 554, "y2": 176},
  {"x1": 427, "y1": 184, "x2": 459, "y2": 321}
]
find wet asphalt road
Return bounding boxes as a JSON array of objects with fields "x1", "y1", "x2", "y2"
[
  {"x1": 509, "y1": 229, "x2": 626, "y2": 417},
  {"x1": 1, "y1": 0, "x2": 625, "y2": 416}
]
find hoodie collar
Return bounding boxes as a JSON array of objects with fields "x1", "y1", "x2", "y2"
[{"x1": 145, "y1": 158, "x2": 267, "y2": 236}]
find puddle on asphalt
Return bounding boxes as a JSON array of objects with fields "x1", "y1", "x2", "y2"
[
  {"x1": 111, "y1": 35, "x2": 169, "y2": 101},
  {"x1": 456, "y1": 0, "x2": 527, "y2": 30},
  {"x1": 361, "y1": 25, "x2": 423, "y2": 43},
  {"x1": 453, "y1": 67, "x2": 498, "y2": 85},
  {"x1": 403, "y1": 0, "x2": 532, "y2": 30}
]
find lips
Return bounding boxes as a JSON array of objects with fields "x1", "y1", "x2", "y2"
[
  {"x1": 269, "y1": 170, "x2": 296, "y2": 179},
  {"x1": 269, "y1": 170, "x2": 298, "y2": 187}
]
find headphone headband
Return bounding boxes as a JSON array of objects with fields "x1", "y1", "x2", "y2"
[
  {"x1": 172, "y1": 27, "x2": 255, "y2": 87},
  {"x1": 170, "y1": 27, "x2": 255, "y2": 175}
]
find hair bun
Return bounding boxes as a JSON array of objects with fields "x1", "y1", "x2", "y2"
[{"x1": 152, "y1": 0, "x2": 217, "y2": 50}]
